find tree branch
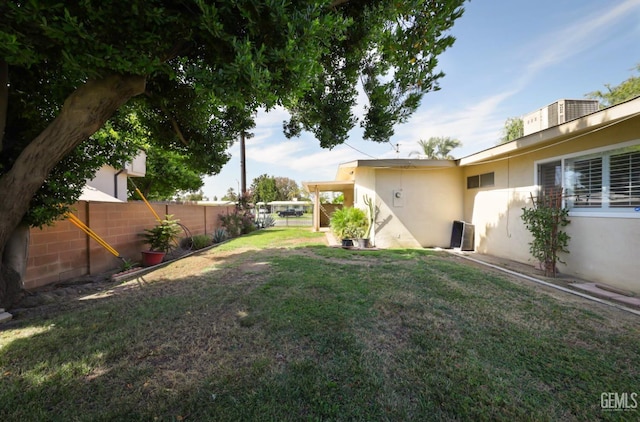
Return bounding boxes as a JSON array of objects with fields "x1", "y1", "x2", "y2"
[
  {"x1": 169, "y1": 115, "x2": 189, "y2": 147},
  {"x1": 0, "y1": 60, "x2": 8, "y2": 151},
  {"x1": 0, "y1": 73, "x2": 146, "y2": 254}
]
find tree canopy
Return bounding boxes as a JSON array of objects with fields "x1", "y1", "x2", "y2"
[
  {"x1": 587, "y1": 64, "x2": 640, "y2": 107},
  {"x1": 409, "y1": 136, "x2": 462, "y2": 159},
  {"x1": 251, "y1": 174, "x2": 279, "y2": 204},
  {"x1": 0, "y1": 0, "x2": 465, "y2": 306},
  {"x1": 128, "y1": 147, "x2": 206, "y2": 201},
  {"x1": 274, "y1": 177, "x2": 302, "y2": 201},
  {"x1": 498, "y1": 117, "x2": 524, "y2": 144},
  {"x1": 251, "y1": 175, "x2": 302, "y2": 203}
]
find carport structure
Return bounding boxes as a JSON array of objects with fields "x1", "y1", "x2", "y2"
[{"x1": 302, "y1": 180, "x2": 354, "y2": 232}]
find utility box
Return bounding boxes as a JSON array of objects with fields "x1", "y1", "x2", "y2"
[{"x1": 450, "y1": 220, "x2": 475, "y2": 251}]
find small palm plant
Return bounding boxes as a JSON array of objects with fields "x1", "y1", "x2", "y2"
[
  {"x1": 330, "y1": 207, "x2": 368, "y2": 240},
  {"x1": 142, "y1": 215, "x2": 181, "y2": 253},
  {"x1": 409, "y1": 137, "x2": 462, "y2": 159}
]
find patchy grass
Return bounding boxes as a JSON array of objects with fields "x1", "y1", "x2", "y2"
[{"x1": 1, "y1": 228, "x2": 639, "y2": 421}]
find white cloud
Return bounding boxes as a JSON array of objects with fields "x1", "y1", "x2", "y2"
[
  {"x1": 518, "y1": 0, "x2": 640, "y2": 89},
  {"x1": 393, "y1": 89, "x2": 514, "y2": 156},
  {"x1": 254, "y1": 106, "x2": 291, "y2": 128}
]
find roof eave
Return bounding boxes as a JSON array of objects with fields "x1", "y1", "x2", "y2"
[{"x1": 459, "y1": 96, "x2": 640, "y2": 166}]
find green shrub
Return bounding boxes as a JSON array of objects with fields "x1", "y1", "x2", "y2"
[
  {"x1": 257, "y1": 214, "x2": 276, "y2": 229},
  {"x1": 521, "y1": 190, "x2": 570, "y2": 277},
  {"x1": 330, "y1": 207, "x2": 367, "y2": 239},
  {"x1": 141, "y1": 215, "x2": 181, "y2": 253},
  {"x1": 186, "y1": 234, "x2": 213, "y2": 250},
  {"x1": 213, "y1": 228, "x2": 228, "y2": 243}
]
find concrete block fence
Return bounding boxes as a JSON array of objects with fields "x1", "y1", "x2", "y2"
[{"x1": 24, "y1": 201, "x2": 234, "y2": 290}]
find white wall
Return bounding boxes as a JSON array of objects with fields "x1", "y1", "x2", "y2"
[
  {"x1": 86, "y1": 165, "x2": 129, "y2": 200},
  {"x1": 464, "y1": 116, "x2": 640, "y2": 293},
  {"x1": 369, "y1": 167, "x2": 463, "y2": 248}
]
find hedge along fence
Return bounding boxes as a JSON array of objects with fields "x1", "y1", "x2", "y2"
[{"x1": 24, "y1": 201, "x2": 234, "y2": 290}]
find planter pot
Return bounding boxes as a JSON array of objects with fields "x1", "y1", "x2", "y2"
[
  {"x1": 355, "y1": 238, "x2": 370, "y2": 248},
  {"x1": 141, "y1": 250, "x2": 165, "y2": 267},
  {"x1": 341, "y1": 239, "x2": 354, "y2": 248}
]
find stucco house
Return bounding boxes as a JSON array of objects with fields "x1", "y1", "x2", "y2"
[{"x1": 304, "y1": 96, "x2": 640, "y2": 293}]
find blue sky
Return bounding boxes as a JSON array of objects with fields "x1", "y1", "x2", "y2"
[{"x1": 202, "y1": 0, "x2": 640, "y2": 200}]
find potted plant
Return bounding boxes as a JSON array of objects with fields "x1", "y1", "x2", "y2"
[
  {"x1": 353, "y1": 227, "x2": 369, "y2": 249},
  {"x1": 140, "y1": 215, "x2": 181, "y2": 266},
  {"x1": 330, "y1": 207, "x2": 367, "y2": 248}
]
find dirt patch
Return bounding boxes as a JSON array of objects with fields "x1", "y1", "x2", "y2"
[{"x1": 9, "y1": 245, "x2": 270, "y2": 321}]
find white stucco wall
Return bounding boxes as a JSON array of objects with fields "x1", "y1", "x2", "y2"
[
  {"x1": 464, "y1": 116, "x2": 640, "y2": 293},
  {"x1": 86, "y1": 165, "x2": 129, "y2": 200},
  {"x1": 366, "y1": 167, "x2": 464, "y2": 248},
  {"x1": 353, "y1": 167, "x2": 377, "y2": 243}
]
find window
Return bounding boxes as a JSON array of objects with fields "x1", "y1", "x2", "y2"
[
  {"x1": 537, "y1": 142, "x2": 640, "y2": 215},
  {"x1": 565, "y1": 156, "x2": 602, "y2": 208},
  {"x1": 467, "y1": 172, "x2": 494, "y2": 189},
  {"x1": 539, "y1": 160, "x2": 562, "y2": 197},
  {"x1": 609, "y1": 150, "x2": 640, "y2": 207},
  {"x1": 480, "y1": 172, "x2": 494, "y2": 187}
]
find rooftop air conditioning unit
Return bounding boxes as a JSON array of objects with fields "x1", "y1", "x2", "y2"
[{"x1": 523, "y1": 99, "x2": 599, "y2": 136}]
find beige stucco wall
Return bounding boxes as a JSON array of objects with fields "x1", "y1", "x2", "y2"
[
  {"x1": 361, "y1": 167, "x2": 463, "y2": 248},
  {"x1": 352, "y1": 167, "x2": 377, "y2": 243},
  {"x1": 464, "y1": 116, "x2": 640, "y2": 292}
]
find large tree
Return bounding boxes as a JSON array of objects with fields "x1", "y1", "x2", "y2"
[
  {"x1": 274, "y1": 177, "x2": 301, "y2": 201},
  {"x1": 128, "y1": 148, "x2": 207, "y2": 201},
  {"x1": 251, "y1": 174, "x2": 279, "y2": 204},
  {"x1": 0, "y1": 0, "x2": 465, "y2": 306}
]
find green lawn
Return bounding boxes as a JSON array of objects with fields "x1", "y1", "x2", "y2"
[{"x1": 1, "y1": 228, "x2": 639, "y2": 421}]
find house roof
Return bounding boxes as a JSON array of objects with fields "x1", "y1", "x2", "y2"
[
  {"x1": 459, "y1": 95, "x2": 640, "y2": 166},
  {"x1": 335, "y1": 159, "x2": 456, "y2": 180},
  {"x1": 78, "y1": 185, "x2": 124, "y2": 203},
  {"x1": 302, "y1": 180, "x2": 355, "y2": 193}
]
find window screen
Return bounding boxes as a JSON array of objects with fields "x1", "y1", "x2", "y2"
[
  {"x1": 609, "y1": 150, "x2": 640, "y2": 207},
  {"x1": 566, "y1": 156, "x2": 602, "y2": 208}
]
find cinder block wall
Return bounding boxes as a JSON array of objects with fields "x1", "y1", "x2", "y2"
[
  {"x1": 24, "y1": 201, "x2": 234, "y2": 290},
  {"x1": 25, "y1": 204, "x2": 89, "y2": 288}
]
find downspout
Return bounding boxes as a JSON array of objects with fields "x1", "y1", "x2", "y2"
[{"x1": 114, "y1": 169, "x2": 125, "y2": 199}]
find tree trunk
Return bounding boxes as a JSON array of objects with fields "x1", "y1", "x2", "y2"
[
  {"x1": 0, "y1": 223, "x2": 30, "y2": 308},
  {"x1": 0, "y1": 60, "x2": 8, "y2": 147},
  {"x1": 0, "y1": 73, "x2": 146, "y2": 307}
]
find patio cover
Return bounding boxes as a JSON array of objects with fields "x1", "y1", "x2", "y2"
[{"x1": 302, "y1": 180, "x2": 355, "y2": 231}]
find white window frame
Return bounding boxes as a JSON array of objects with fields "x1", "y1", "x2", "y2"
[{"x1": 534, "y1": 140, "x2": 640, "y2": 219}]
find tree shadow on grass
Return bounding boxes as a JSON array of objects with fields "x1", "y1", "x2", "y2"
[{"x1": 2, "y1": 238, "x2": 640, "y2": 421}]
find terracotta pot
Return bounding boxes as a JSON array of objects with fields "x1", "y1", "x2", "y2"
[{"x1": 141, "y1": 250, "x2": 165, "y2": 267}]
